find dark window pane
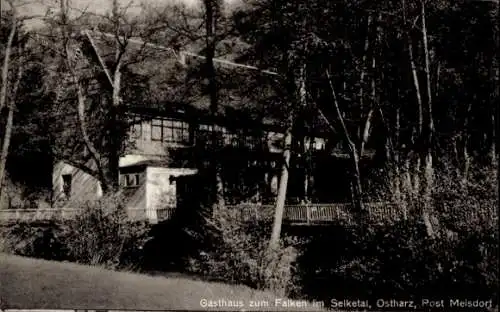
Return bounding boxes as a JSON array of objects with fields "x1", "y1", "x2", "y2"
[
  {"x1": 62, "y1": 174, "x2": 72, "y2": 198},
  {"x1": 126, "y1": 174, "x2": 134, "y2": 186}
]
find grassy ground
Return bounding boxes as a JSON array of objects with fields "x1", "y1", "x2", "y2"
[{"x1": 0, "y1": 253, "x2": 324, "y2": 311}]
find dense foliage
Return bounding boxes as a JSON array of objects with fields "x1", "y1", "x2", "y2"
[
  {"x1": 0, "y1": 0, "x2": 498, "y2": 305},
  {"x1": 296, "y1": 217, "x2": 498, "y2": 303},
  {"x1": 1, "y1": 195, "x2": 151, "y2": 271}
]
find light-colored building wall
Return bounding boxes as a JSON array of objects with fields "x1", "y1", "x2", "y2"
[
  {"x1": 53, "y1": 154, "x2": 159, "y2": 205},
  {"x1": 53, "y1": 160, "x2": 148, "y2": 219},
  {"x1": 119, "y1": 154, "x2": 164, "y2": 167},
  {"x1": 123, "y1": 182, "x2": 147, "y2": 220},
  {"x1": 52, "y1": 161, "x2": 102, "y2": 205},
  {"x1": 145, "y1": 167, "x2": 198, "y2": 223}
]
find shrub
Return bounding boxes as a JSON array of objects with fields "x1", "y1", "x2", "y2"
[
  {"x1": 61, "y1": 194, "x2": 151, "y2": 270},
  {"x1": 0, "y1": 220, "x2": 66, "y2": 260},
  {"x1": 1, "y1": 194, "x2": 152, "y2": 271},
  {"x1": 296, "y1": 217, "x2": 498, "y2": 303},
  {"x1": 184, "y1": 204, "x2": 300, "y2": 297}
]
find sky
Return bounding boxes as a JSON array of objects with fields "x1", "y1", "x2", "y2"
[{"x1": 2, "y1": 0, "x2": 241, "y2": 29}]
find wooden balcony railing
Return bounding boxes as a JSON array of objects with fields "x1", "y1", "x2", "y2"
[
  {"x1": 0, "y1": 208, "x2": 171, "y2": 223},
  {"x1": 1, "y1": 200, "x2": 497, "y2": 226},
  {"x1": 227, "y1": 201, "x2": 498, "y2": 225},
  {"x1": 156, "y1": 207, "x2": 176, "y2": 221},
  {"x1": 0, "y1": 208, "x2": 81, "y2": 222},
  {"x1": 230, "y1": 203, "x2": 404, "y2": 225}
]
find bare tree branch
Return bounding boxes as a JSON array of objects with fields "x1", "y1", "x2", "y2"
[{"x1": 0, "y1": 1, "x2": 18, "y2": 111}]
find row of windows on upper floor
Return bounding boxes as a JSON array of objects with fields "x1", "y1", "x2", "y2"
[{"x1": 129, "y1": 117, "x2": 326, "y2": 150}]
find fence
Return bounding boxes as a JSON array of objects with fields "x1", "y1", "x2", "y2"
[
  {"x1": 232, "y1": 203, "x2": 406, "y2": 225},
  {"x1": 156, "y1": 207, "x2": 177, "y2": 221},
  {"x1": 0, "y1": 208, "x2": 80, "y2": 222},
  {"x1": 0, "y1": 208, "x2": 171, "y2": 223},
  {"x1": 0, "y1": 200, "x2": 497, "y2": 225},
  {"x1": 229, "y1": 200, "x2": 498, "y2": 226}
]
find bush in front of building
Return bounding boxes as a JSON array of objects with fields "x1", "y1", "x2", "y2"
[
  {"x1": 0, "y1": 220, "x2": 67, "y2": 260},
  {"x1": 182, "y1": 203, "x2": 301, "y2": 297},
  {"x1": 295, "y1": 208, "x2": 498, "y2": 304},
  {"x1": 0, "y1": 194, "x2": 151, "y2": 271},
  {"x1": 60, "y1": 194, "x2": 151, "y2": 270}
]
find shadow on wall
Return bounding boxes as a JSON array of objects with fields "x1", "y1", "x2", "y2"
[{"x1": 141, "y1": 173, "x2": 209, "y2": 272}]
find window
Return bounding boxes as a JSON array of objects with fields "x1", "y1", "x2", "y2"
[
  {"x1": 130, "y1": 121, "x2": 142, "y2": 139},
  {"x1": 150, "y1": 118, "x2": 190, "y2": 143},
  {"x1": 197, "y1": 124, "x2": 226, "y2": 146},
  {"x1": 224, "y1": 130, "x2": 237, "y2": 146},
  {"x1": 246, "y1": 136, "x2": 261, "y2": 150},
  {"x1": 121, "y1": 173, "x2": 141, "y2": 188},
  {"x1": 62, "y1": 174, "x2": 72, "y2": 198},
  {"x1": 247, "y1": 159, "x2": 258, "y2": 167}
]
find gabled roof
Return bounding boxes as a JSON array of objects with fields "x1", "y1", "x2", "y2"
[
  {"x1": 120, "y1": 159, "x2": 169, "y2": 169},
  {"x1": 76, "y1": 30, "x2": 336, "y2": 138}
]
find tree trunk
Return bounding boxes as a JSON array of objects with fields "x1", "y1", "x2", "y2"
[
  {"x1": 360, "y1": 109, "x2": 374, "y2": 158},
  {"x1": 0, "y1": 7, "x2": 16, "y2": 111},
  {"x1": 303, "y1": 136, "x2": 309, "y2": 202},
  {"x1": 0, "y1": 1, "x2": 18, "y2": 199},
  {"x1": 269, "y1": 63, "x2": 305, "y2": 250},
  {"x1": 402, "y1": 156, "x2": 412, "y2": 202},
  {"x1": 403, "y1": 0, "x2": 434, "y2": 235},
  {"x1": 269, "y1": 107, "x2": 294, "y2": 250},
  {"x1": 349, "y1": 150, "x2": 364, "y2": 214},
  {"x1": 492, "y1": 113, "x2": 497, "y2": 165},
  {"x1": 394, "y1": 110, "x2": 404, "y2": 216},
  {"x1": 460, "y1": 102, "x2": 473, "y2": 187},
  {"x1": 75, "y1": 78, "x2": 109, "y2": 193},
  {"x1": 204, "y1": 0, "x2": 225, "y2": 210},
  {"x1": 421, "y1": 0, "x2": 436, "y2": 238},
  {"x1": 358, "y1": 14, "x2": 372, "y2": 138},
  {"x1": 0, "y1": 54, "x2": 23, "y2": 200},
  {"x1": 85, "y1": 22, "x2": 125, "y2": 194},
  {"x1": 491, "y1": 0, "x2": 499, "y2": 165},
  {"x1": 408, "y1": 38, "x2": 423, "y2": 137},
  {"x1": 297, "y1": 65, "x2": 308, "y2": 203},
  {"x1": 0, "y1": 101, "x2": 14, "y2": 202},
  {"x1": 101, "y1": 0, "x2": 126, "y2": 194},
  {"x1": 107, "y1": 50, "x2": 123, "y2": 193},
  {"x1": 326, "y1": 69, "x2": 365, "y2": 214},
  {"x1": 303, "y1": 136, "x2": 316, "y2": 202},
  {"x1": 59, "y1": 0, "x2": 110, "y2": 193}
]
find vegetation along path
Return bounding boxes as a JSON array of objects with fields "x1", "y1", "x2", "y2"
[{"x1": 0, "y1": 253, "x2": 324, "y2": 311}]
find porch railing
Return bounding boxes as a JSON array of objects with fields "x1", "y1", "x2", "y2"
[
  {"x1": 0, "y1": 208, "x2": 176, "y2": 223},
  {"x1": 0, "y1": 200, "x2": 497, "y2": 225},
  {"x1": 231, "y1": 203, "x2": 405, "y2": 225},
  {"x1": 228, "y1": 200, "x2": 498, "y2": 225},
  {"x1": 0, "y1": 208, "x2": 81, "y2": 222}
]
